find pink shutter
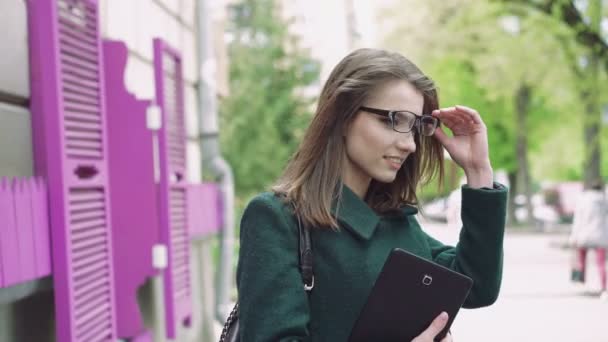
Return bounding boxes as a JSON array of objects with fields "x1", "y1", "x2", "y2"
[
  {"x1": 0, "y1": 180, "x2": 4, "y2": 287},
  {"x1": 153, "y1": 38, "x2": 192, "y2": 338},
  {"x1": 103, "y1": 39, "x2": 161, "y2": 340},
  {"x1": 187, "y1": 183, "x2": 223, "y2": 238},
  {"x1": 0, "y1": 177, "x2": 52, "y2": 288},
  {"x1": 32, "y1": 177, "x2": 53, "y2": 278},
  {"x1": 0, "y1": 178, "x2": 20, "y2": 287},
  {"x1": 13, "y1": 179, "x2": 38, "y2": 282},
  {"x1": 27, "y1": 0, "x2": 118, "y2": 341},
  {"x1": 0, "y1": 182, "x2": 3, "y2": 286}
]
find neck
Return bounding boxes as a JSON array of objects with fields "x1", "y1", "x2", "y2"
[{"x1": 342, "y1": 169, "x2": 371, "y2": 199}]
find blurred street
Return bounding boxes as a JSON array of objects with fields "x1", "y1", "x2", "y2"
[{"x1": 421, "y1": 219, "x2": 608, "y2": 342}]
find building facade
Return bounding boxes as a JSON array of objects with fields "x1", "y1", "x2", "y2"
[{"x1": 0, "y1": 0, "x2": 228, "y2": 341}]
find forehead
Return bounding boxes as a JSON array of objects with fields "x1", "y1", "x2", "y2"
[{"x1": 365, "y1": 79, "x2": 424, "y2": 114}]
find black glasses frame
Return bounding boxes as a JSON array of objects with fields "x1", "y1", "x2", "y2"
[{"x1": 359, "y1": 106, "x2": 439, "y2": 135}]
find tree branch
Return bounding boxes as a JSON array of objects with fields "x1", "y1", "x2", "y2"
[{"x1": 496, "y1": 0, "x2": 608, "y2": 70}]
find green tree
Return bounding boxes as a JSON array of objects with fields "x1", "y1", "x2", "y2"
[
  {"x1": 495, "y1": 0, "x2": 607, "y2": 188},
  {"x1": 381, "y1": 0, "x2": 585, "y2": 223},
  {"x1": 495, "y1": 0, "x2": 608, "y2": 71},
  {"x1": 220, "y1": 0, "x2": 320, "y2": 198}
]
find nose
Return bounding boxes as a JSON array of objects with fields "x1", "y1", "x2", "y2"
[{"x1": 395, "y1": 131, "x2": 416, "y2": 153}]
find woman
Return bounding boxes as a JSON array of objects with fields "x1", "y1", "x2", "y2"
[
  {"x1": 569, "y1": 181, "x2": 608, "y2": 297},
  {"x1": 236, "y1": 48, "x2": 507, "y2": 341}
]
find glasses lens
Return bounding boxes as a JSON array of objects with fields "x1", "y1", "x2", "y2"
[
  {"x1": 392, "y1": 111, "x2": 417, "y2": 132},
  {"x1": 420, "y1": 116, "x2": 438, "y2": 136}
]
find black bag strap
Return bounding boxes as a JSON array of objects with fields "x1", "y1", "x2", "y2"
[
  {"x1": 296, "y1": 210, "x2": 314, "y2": 291},
  {"x1": 219, "y1": 201, "x2": 313, "y2": 342}
]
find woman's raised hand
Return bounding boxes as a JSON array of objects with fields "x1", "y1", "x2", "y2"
[{"x1": 432, "y1": 105, "x2": 493, "y2": 188}]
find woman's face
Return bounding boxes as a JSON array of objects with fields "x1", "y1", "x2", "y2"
[{"x1": 342, "y1": 79, "x2": 423, "y2": 196}]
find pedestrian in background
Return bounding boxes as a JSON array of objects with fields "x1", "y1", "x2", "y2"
[{"x1": 569, "y1": 180, "x2": 608, "y2": 298}]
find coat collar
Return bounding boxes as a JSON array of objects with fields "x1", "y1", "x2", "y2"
[{"x1": 332, "y1": 185, "x2": 418, "y2": 240}]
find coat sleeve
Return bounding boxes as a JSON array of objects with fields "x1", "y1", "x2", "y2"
[
  {"x1": 422, "y1": 183, "x2": 508, "y2": 308},
  {"x1": 236, "y1": 193, "x2": 311, "y2": 342}
]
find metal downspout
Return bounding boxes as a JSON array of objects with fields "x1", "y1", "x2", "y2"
[{"x1": 195, "y1": 0, "x2": 236, "y2": 328}]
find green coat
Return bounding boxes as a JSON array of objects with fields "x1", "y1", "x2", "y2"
[{"x1": 237, "y1": 183, "x2": 507, "y2": 341}]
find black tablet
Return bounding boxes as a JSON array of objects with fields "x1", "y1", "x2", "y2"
[{"x1": 348, "y1": 248, "x2": 473, "y2": 342}]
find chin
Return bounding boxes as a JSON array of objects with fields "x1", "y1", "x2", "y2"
[{"x1": 372, "y1": 171, "x2": 398, "y2": 184}]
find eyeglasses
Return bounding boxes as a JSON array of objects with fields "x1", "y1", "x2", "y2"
[{"x1": 359, "y1": 106, "x2": 439, "y2": 136}]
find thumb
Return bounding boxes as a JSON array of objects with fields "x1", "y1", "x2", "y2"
[
  {"x1": 413, "y1": 312, "x2": 449, "y2": 342},
  {"x1": 432, "y1": 124, "x2": 450, "y2": 147}
]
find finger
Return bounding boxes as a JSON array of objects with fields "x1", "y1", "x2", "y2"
[
  {"x1": 432, "y1": 125, "x2": 450, "y2": 147},
  {"x1": 437, "y1": 116, "x2": 469, "y2": 137},
  {"x1": 438, "y1": 109, "x2": 467, "y2": 126},
  {"x1": 414, "y1": 312, "x2": 449, "y2": 341},
  {"x1": 436, "y1": 112, "x2": 461, "y2": 130},
  {"x1": 438, "y1": 110, "x2": 482, "y2": 136},
  {"x1": 440, "y1": 332, "x2": 453, "y2": 342},
  {"x1": 440, "y1": 109, "x2": 473, "y2": 126},
  {"x1": 438, "y1": 106, "x2": 456, "y2": 113},
  {"x1": 439, "y1": 106, "x2": 478, "y2": 126},
  {"x1": 455, "y1": 105, "x2": 483, "y2": 124}
]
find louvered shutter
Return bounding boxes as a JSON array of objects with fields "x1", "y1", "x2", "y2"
[
  {"x1": 0, "y1": 178, "x2": 52, "y2": 287},
  {"x1": 32, "y1": 177, "x2": 53, "y2": 278},
  {"x1": 153, "y1": 38, "x2": 192, "y2": 339},
  {"x1": 0, "y1": 180, "x2": 4, "y2": 287},
  {"x1": 0, "y1": 178, "x2": 20, "y2": 287},
  {"x1": 27, "y1": 0, "x2": 118, "y2": 341},
  {"x1": 13, "y1": 179, "x2": 38, "y2": 282}
]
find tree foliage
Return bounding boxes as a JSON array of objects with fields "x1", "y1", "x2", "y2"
[
  {"x1": 220, "y1": 0, "x2": 320, "y2": 197},
  {"x1": 496, "y1": 0, "x2": 607, "y2": 188},
  {"x1": 380, "y1": 0, "x2": 607, "y2": 184}
]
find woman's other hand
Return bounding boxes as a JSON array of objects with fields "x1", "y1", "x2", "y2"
[{"x1": 411, "y1": 312, "x2": 453, "y2": 342}]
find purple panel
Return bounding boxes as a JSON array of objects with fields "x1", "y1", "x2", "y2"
[
  {"x1": 0, "y1": 180, "x2": 4, "y2": 287},
  {"x1": 0, "y1": 177, "x2": 52, "y2": 288},
  {"x1": 103, "y1": 39, "x2": 162, "y2": 340},
  {"x1": 31, "y1": 178, "x2": 52, "y2": 278},
  {"x1": 0, "y1": 178, "x2": 21, "y2": 287},
  {"x1": 27, "y1": 0, "x2": 118, "y2": 341},
  {"x1": 187, "y1": 183, "x2": 222, "y2": 238},
  {"x1": 131, "y1": 330, "x2": 153, "y2": 342},
  {"x1": 153, "y1": 38, "x2": 192, "y2": 338},
  {"x1": 13, "y1": 179, "x2": 38, "y2": 282},
  {"x1": 0, "y1": 182, "x2": 3, "y2": 287}
]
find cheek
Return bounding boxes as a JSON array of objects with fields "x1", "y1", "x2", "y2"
[
  {"x1": 346, "y1": 126, "x2": 388, "y2": 162},
  {"x1": 361, "y1": 126, "x2": 390, "y2": 153}
]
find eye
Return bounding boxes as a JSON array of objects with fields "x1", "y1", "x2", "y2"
[{"x1": 378, "y1": 117, "x2": 392, "y2": 127}]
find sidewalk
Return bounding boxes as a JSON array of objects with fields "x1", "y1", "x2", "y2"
[{"x1": 420, "y1": 219, "x2": 608, "y2": 342}]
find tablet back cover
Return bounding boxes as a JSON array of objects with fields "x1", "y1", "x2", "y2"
[{"x1": 348, "y1": 248, "x2": 473, "y2": 342}]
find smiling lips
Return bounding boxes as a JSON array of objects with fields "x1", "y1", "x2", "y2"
[{"x1": 384, "y1": 156, "x2": 404, "y2": 170}]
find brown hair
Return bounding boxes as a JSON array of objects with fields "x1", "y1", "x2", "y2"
[{"x1": 272, "y1": 48, "x2": 444, "y2": 229}]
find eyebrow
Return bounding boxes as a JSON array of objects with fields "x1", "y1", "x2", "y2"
[{"x1": 360, "y1": 106, "x2": 423, "y2": 116}]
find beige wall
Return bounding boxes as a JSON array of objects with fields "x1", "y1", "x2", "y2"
[{"x1": 280, "y1": 0, "x2": 379, "y2": 84}]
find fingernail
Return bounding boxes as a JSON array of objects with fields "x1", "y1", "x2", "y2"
[{"x1": 440, "y1": 312, "x2": 448, "y2": 320}]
